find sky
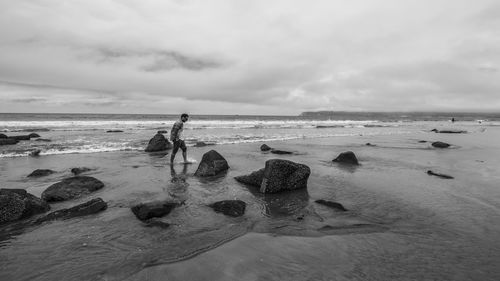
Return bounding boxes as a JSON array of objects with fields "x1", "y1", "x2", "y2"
[{"x1": 0, "y1": 0, "x2": 499, "y2": 115}]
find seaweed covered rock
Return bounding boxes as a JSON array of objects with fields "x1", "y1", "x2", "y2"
[
  {"x1": 209, "y1": 200, "x2": 246, "y2": 217},
  {"x1": 28, "y1": 169, "x2": 55, "y2": 177},
  {"x1": 0, "y1": 189, "x2": 50, "y2": 225},
  {"x1": 131, "y1": 201, "x2": 179, "y2": 221},
  {"x1": 332, "y1": 151, "x2": 359, "y2": 165},
  {"x1": 432, "y1": 141, "x2": 451, "y2": 148},
  {"x1": 36, "y1": 198, "x2": 107, "y2": 223},
  {"x1": 194, "y1": 150, "x2": 229, "y2": 177},
  {"x1": 145, "y1": 133, "x2": 172, "y2": 152},
  {"x1": 41, "y1": 176, "x2": 104, "y2": 202}
]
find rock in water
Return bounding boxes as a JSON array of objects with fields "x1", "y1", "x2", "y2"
[
  {"x1": 315, "y1": 199, "x2": 347, "y2": 211},
  {"x1": 209, "y1": 200, "x2": 246, "y2": 217},
  {"x1": 30, "y1": 150, "x2": 41, "y2": 157},
  {"x1": 332, "y1": 151, "x2": 359, "y2": 165},
  {"x1": 260, "y1": 144, "x2": 272, "y2": 151},
  {"x1": 131, "y1": 201, "x2": 178, "y2": 221},
  {"x1": 427, "y1": 170, "x2": 454, "y2": 179},
  {"x1": 260, "y1": 159, "x2": 310, "y2": 193},
  {"x1": 157, "y1": 130, "x2": 168, "y2": 134},
  {"x1": 27, "y1": 169, "x2": 55, "y2": 177},
  {"x1": 0, "y1": 138, "x2": 19, "y2": 145},
  {"x1": 145, "y1": 133, "x2": 172, "y2": 152},
  {"x1": 8, "y1": 135, "x2": 31, "y2": 141},
  {"x1": 41, "y1": 176, "x2": 105, "y2": 202},
  {"x1": 106, "y1": 130, "x2": 123, "y2": 133},
  {"x1": 194, "y1": 150, "x2": 229, "y2": 177},
  {"x1": 234, "y1": 168, "x2": 265, "y2": 187},
  {"x1": 0, "y1": 133, "x2": 7, "y2": 139},
  {"x1": 28, "y1": 133, "x2": 41, "y2": 138},
  {"x1": 432, "y1": 141, "x2": 451, "y2": 148},
  {"x1": 36, "y1": 198, "x2": 107, "y2": 223},
  {"x1": 270, "y1": 149, "x2": 293, "y2": 155},
  {"x1": 0, "y1": 189, "x2": 50, "y2": 225},
  {"x1": 71, "y1": 167, "x2": 93, "y2": 175}
]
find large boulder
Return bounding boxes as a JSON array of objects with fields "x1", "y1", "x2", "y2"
[
  {"x1": 0, "y1": 138, "x2": 18, "y2": 145},
  {"x1": 332, "y1": 151, "x2": 359, "y2": 165},
  {"x1": 28, "y1": 169, "x2": 55, "y2": 177},
  {"x1": 236, "y1": 159, "x2": 310, "y2": 193},
  {"x1": 0, "y1": 189, "x2": 50, "y2": 225},
  {"x1": 432, "y1": 141, "x2": 451, "y2": 148},
  {"x1": 260, "y1": 159, "x2": 310, "y2": 193},
  {"x1": 131, "y1": 201, "x2": 179, "y2": 221},
  {"x1": 209, "y1": 200, "x2": 246, "y2": 217},
  {"x1": 36, "y1": 198, "x2": 107, "y2": 223},
  {"x1": 234, "y1": 168, "x2": 265, "y2": 187},
  {"x1": 145, "y1": 133, "x2": 172, "y2": 152},
  {"x1": 260, "y1": 144, "x2": 272, "y2": 151},
  {"x1": 41, "y1": 176, "x2": 105, "y2": 202},
  {"x1": 0, "y1": 133, "x2": 7, "y2": 139},
  {"x1": 194, "y1": 150, "x2": 229, "y2": 177}
]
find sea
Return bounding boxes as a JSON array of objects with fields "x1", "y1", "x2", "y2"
[{"x1": 0, "y1": 112, "x2": 498, "y2": 158}]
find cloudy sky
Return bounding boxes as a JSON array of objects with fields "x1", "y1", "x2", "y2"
[{"x1": 0, "y1": 0, "x2": 499, "y2": 115}]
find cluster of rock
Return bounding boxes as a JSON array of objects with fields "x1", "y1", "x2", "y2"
[{"x1": 0, "y1": 133, "x2": 41, "y2": 146}]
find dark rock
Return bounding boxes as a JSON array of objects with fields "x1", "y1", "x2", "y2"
[
  {"x1": 36, "y1": 198, "x2": 107, "y2": 223},
  {"x1": 234, "y1": 168, "x2": 265, "y2": 187},
  {"x1": 431, "y1": 129, "x2": 439, "y2": 132},
  {"x1": 439, "y1": 130, "x2": 466, "y2": 134},
  {"x1": 28, "y1": 169, "x2": 55, "y2": 177},
  {"x1": 0, "y1": 133, "x2": 7, "y2": 139},
  {"x1": 418, "y1": 140, "x2": 427, "y2": 143},
  {"x1": 145, "y1": 133, "x2": 172, "y2": 152},
  {"x1": 260, "y1": 144, "x2": 272, "y2": 151},
  {"x1": 270, "y1": 149, "x2": 293, "y2": 155},
  {"x1": 41, "y1": 176, "x2": 105, "y2": 202},
  {"x1": 144, "y1": 220, "x2": 170, "y2": 228},
  {"x1": 28, "y1": 133, "x2": 40, "y2": 138},
  {"x1": 193, "y1": 141, "x2": 215, "y2": 147},
  {"x1": 35, "y1": 138, "x2": 51, "y2": 142},
  {"x1": 71, "y1": 167, "x2": 93, "y2": 175},
  {"x1": 427, "y1": 170, "x2": 454, "y2": 179},
  {"x1": 131, "y1": 201, "x2": 179, "y2": 221},
  {"x1": 0, "y1": 189, "x2": 50, "y2": 225},
  {"x1": 315, "y1": 199, "x2": 347, "y2": 211},
  {"x1": 432, "y1": 141, "x2": 451, "y2": 148},
  {"x1": 194, "y1": 150, "x2": 229, "y2": 177},
  {"x1": 106, "y1": 130, "x2": 123, "y2": 133},
  {"x1": 8, "y1": 135, "x2": 31, "y2": 141},
  {"x1": 260, "y1": 159, "x2": 310, "y2": 193},
  {"x1": 209, "y1": 200, "x2": 246, "y2": 217},
  {"x1": 30, "y1": 150, "x2": 41, "y2": 157},
  {"x1": 333, "y1": 151, "x2": 359, "y2": 165},
  {"x1": 157, "y1": 130, "x2": 168, "y2": 134},
  {"x1": 20, "y1": 128, "x2": 50, "y2": 132},
  {"x1": 0, "y1": 138, "x2": 18, "y2": 145},
  {"x1": 365, "y1": 143, "x2": 375, "y2": 146}
]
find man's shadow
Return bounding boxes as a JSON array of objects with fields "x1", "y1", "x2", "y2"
[{"x1": 166, "y1": 164, "x2": 190, "y2": 202}]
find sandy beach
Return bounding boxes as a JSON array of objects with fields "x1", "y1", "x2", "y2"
[{"x1": 1, "y1": 123, "x2": 500, "y2": 281}]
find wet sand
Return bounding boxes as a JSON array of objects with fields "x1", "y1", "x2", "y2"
[{"x1": 1, "y1": 127, "x2": 500, "y2": 280}]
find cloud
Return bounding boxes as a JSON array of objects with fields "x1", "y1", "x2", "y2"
[{"x1": 0, "y1": 0, "x2": 499, "y2": 114}]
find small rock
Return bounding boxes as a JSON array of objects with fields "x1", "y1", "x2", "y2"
[
  {"x1": 418, "y1": 140, "x2": 427, "y2": 143},
  {"x1": 270, "y1": 149, "x2": 293, "y2": 155},
  {"x1": 30, "y1": 149, "x2": 41, "y2": 157},
  {"x1": 145, "y1": 133, "x2": 172, "y2": 152},
  {"x1": 71, "y1": 167, "x2": 93, "y2": 175},
  {"x1": 260, "y1": 144, "x2": 272, "y2": 151},
  {"x1": 35, "y1": 138, "x2": 52, "y2": 142},
  {"x1": 27, "y1": 169, "x2": 55, "y2": 177},
  {"x1": 41, "y1": 176, "x2": 105, "y2": 202},
  {"x1": 333, "y1": 151, "x2": 359, "y2": 165},
  {"x1": 106, "y1": 130, "x2": 123, "y2": 133},
  {"x1": 315, "y1": 199, "x2": 347, "y2": 211},
  {"x1": 209, "y1": 200, "x2": 246, "y2": 217},
  {"x1": 365, "y1": 143, "x2": 375, "y2": 146},
  {"x1": 427, "y1": 170, "x2": 454, "y2": 179},
  {"x1": 28, "y1": 133, "x2": 41, "y2": 138},
  {"x1": 0, "y1": 138, "x2": 19, "y2": 145},
  {"x1": 36, "y1": 198, "x2": 107, "y2": 223},
  {"x1": 0, "y1": 189, "x2": 50, "y2": 225},
  {"x1": 131, "y1": 201, "x2": 179, "y2": 221},
  {"x1": 194, "y1": 150, "x2": 229, "y2": 177},
  {"x1": 193, "y1": 141, "x2": 215, "y2": 147},
  {"x1": 432, "y1": 141, "x2": 451, "y2": 148},
  {"x1": 157, "y1": 130, "x2": 168, "y2": 134}
]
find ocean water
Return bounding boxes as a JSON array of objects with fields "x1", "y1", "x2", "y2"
[{"x1": 1, "y1": 112, "x2": 498, "y2": 158}]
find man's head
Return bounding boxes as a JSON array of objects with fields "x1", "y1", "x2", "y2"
[{"x1": 181, "y1": 113, "x2": 189, "y2": 122}]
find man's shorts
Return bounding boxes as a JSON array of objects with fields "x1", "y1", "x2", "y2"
[{"x1": 172, "y1": 139, "x2": 187, "y2": 154}]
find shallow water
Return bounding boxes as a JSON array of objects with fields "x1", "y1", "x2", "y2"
[{"x1": 1, "y1": 126, "x2": 500, "y2": 280}]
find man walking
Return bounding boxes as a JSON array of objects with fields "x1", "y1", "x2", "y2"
[{"x1": 170, "y1": 113, "x2": 189, "y2": 164}]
